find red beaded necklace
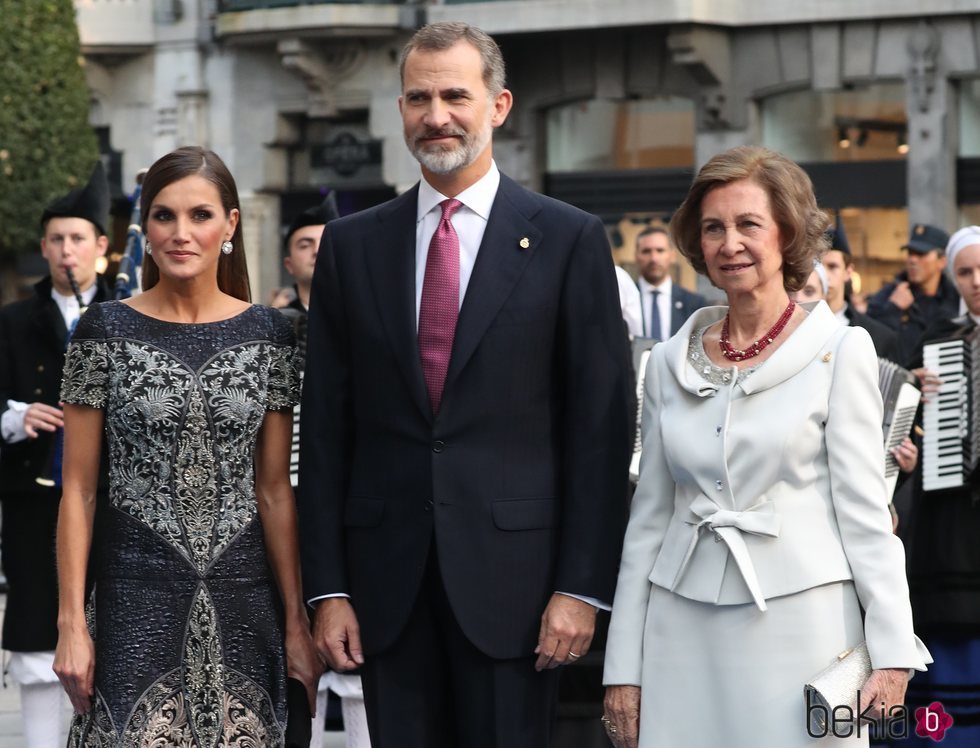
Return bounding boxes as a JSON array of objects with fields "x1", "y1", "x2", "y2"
[{"x1": 719, "y1": 300, "x2": 796, "y2": 362}]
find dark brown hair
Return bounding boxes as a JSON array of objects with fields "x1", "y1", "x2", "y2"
[
  {"x1": 398, "y1": 22, "x2": 506, "y2": 97},
  {"x1": 669, "y1": 146, "x2": 828, "y2": 292},
  {"x1": 140, "y1": 147, "x2": 251, "y2": 301},
  {"x1": 636, "y1": 225, "x2": 670, "y2": 247}
]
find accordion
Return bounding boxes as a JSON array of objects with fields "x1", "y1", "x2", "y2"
[
  {"x1": 877, "y1": 359, "x2": 921, "y2": 496},
  {"x1": 922, "y1": 327, "x2": 980, "y2": 492}
]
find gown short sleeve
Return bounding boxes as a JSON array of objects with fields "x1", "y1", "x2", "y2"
[
  {"x1": 266, "y1": 308, "x2": 300, "y2": 411},
  {"x1": 61, "y1": 302, "x2": 109, "y2": 409}
]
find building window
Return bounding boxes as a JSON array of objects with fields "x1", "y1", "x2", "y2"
[
  {"x1": 959, "y1": 79, "x2": 980, "y2": 157},
  {"x1": 762, "y1": 85, "x2": 907, "y2": 162},
  {"x1": 545, "y1": 97, "x2": 695, "y2": 172}
]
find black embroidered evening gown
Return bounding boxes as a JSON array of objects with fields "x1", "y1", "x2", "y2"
[{"x1": 60, "y1": 301, "x2": 299, "y2": 747}]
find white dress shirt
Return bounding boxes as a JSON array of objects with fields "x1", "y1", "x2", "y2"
[
  {"x1": 414, "y1": 161, "x2": 500, "y2": 323},
  {"x1": 638, "y1": 276, "x2": 672, "y2": 340},
  {"x1": 1, "y1": 283, "x2": 97, "y2": 444},
  {"x1": 615, "y1": 267, "x2": 643, "y2": 338}
]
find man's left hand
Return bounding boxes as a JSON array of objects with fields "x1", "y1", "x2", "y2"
[{"x1": 534, "y1": 593, "x2": 596, "y2": 671}]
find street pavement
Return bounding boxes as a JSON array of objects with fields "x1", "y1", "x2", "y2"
[{"x1": 0, "y1": 594, "x2": 347, "y2": 747}]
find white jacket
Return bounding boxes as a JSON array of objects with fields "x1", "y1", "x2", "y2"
[{"x1": 604, "y1": 301, "x2": 930, "y2": 686}]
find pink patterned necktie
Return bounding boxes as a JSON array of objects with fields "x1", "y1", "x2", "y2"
[{"x1": 418, "y1": 198, "x2": 463, "y2": 413}]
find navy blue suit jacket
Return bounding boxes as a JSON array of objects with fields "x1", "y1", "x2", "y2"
[
  {"x1": 297, "y1": 174, "x2": 632, "y2": 659},
  {"x1": 637, "y1": 281, "x2": 708, "y2": 339}
]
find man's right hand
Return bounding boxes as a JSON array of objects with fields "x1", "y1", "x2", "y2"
[
  {"x1": 312, "y1": 597, "x2": 364, "y2": 671},
  {"x1": 888, "y1": 281, "x2": 915, "y2": 311},
  {"x1": 24, "y1": 402, "x2": 64, "y2": 438}
]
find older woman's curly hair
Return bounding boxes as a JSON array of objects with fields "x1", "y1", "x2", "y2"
[{"x1": 669, "y1": 146, "x2": 829, "y2": 293}]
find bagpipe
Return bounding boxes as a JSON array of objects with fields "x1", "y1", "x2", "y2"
[{"x1": 114, "y1": 169, "x2": 148, "y2": 300}]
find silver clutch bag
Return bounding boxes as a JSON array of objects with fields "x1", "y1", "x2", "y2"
[{"x1": 804, "y1": 642, "x2": 872, "y2": 734}]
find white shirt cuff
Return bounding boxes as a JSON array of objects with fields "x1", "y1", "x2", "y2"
[
  {"x1": 307, "y1": 592, "x2": 351, "y2": 609},
  {"x1": 2, "y1": 400, "x2": 29, "y2": 444},
  {"x1": 556, "y1": 591, "x2": 611, "y2": 612}
]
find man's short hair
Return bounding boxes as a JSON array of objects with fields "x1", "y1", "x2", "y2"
[
  {"x1": 636, "y1": 225, "x2": 671, "y2": 248},
  {"x1": 398, "y1": 22, "x2": 506, "y2": 98}
]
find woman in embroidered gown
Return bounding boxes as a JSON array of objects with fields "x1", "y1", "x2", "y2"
[
  {"x1": 601, "y1": 146, "x2": 930, "y2": 747},
  {"x1": 54, "y1": 147, "x2": 320, "y2": 746}
]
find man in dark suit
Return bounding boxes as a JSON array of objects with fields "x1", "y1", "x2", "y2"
[
  {"x1": 297, "y1": 21, "x2": 632, "y2": 748},
  {"x1": 634, "y1": 226, "x2": 707, "y2": 340},
  {"x1": 0, "y1": 162, "x2": 111, "y2": 747},
  {"x1": 821, "y1": 219, "x2": 899, "y2": 362}
]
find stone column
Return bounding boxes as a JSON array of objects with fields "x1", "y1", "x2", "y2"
[
  {"x1": 239, "y1": 192, "x2": 281, "y2": 304},
  {"x1": 905, "y1": 21, "x2": 957, "y2": 231}
]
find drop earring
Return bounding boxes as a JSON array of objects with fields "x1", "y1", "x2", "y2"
[
  {"x1": 145, "y1": 241, "x2": 152, "y2": 255},
  {"x1": 221, "y1": 240, "x2": 233, "y2": 255}
]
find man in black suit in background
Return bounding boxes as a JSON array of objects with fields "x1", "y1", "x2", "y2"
[
  {"x1": 634, "y1": 226, "x2": 707, "y2": 340},
  {"x1": 821, "y1": 218, "x2": 899, "y2": 361},
  {"x1": 297, "y1": 21, "x2": 632, "y2": 748}
]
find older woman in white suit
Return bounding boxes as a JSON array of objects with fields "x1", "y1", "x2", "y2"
[{"x1": 602, "y1": 146, "x2": 930, "y2": 747}]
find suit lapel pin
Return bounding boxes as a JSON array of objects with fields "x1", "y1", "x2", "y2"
[
  {"x1": 822, "y1": 352, "x2": 833, "y2": 363},
  {"x1": 519, "y1": 237, "x2": 530, "y2": 250}
]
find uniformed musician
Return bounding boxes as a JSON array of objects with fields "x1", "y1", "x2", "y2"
[{"x1": 0, "y1": 163, "x2": 111, "y2": 748}]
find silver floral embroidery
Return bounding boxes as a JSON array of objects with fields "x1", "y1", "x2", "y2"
[
  {"x1": 62, "y1": 339, "x2": 111, "y2": 408},
  {"x1": 69, "y1": 691, "x2": 117, "y2": 747},
  {"x1": 687, "y1": 325, "x2": 759, "y2": 386},
  {"x1": 62, "y1": 338, "x2": 297, "y2": 569},
  {"x1": 122, "y1": 669, "x2": 184, "y2": 747},
  {"x1": 82, "y1": 667, "x2": 284, "y2": 748},
  {"x1": 266, "y1": 345, "x2": 300, "y2": 411},
  {"x1": 183, "y1": 585, "x2": 224, "y2": 748},
  {"x1": 174, "y1": 387, "x2": 220, "y2": 573}
]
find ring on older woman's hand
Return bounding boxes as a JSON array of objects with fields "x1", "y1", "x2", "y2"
[
  {"x1": 568, "y1": 651, "x2": 580, "y2": 659},
  {"x1": 601, "y1": 715, "x2": 617, "y2": 734}
]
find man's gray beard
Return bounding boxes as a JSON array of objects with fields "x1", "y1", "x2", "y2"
[{"x1": 408, "y1": 122, "x2": 492, "y2": 175}]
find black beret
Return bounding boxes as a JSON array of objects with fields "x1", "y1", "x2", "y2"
[
  {"x1": 284, "y1": 191, "x2": 340, "y2": 251},
  {"x1": 40, "y1": 161, "x2": 109, "y2": 236}
]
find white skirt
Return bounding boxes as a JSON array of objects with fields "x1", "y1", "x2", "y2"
[{"x1": 640, "y1": 581, "x2": 867, "y2": 747}]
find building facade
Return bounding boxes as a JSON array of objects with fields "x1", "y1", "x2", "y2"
[{"x1": 76, "y1": 0, "x2": 980, "y2": 298}]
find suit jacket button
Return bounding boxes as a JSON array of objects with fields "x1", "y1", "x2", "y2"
[
  {"x1": 36, "y1": 365, "x2": 44, "y2": 373},
  {"x1": 425, "y1": 500, "x2": 434, "y2": 512},
  {"x1": 432, "y1": 440, "x2": 445, "y2": 453},
  {"x1": 33, "y1": 387, "x2": 42, "y2": 396}
]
